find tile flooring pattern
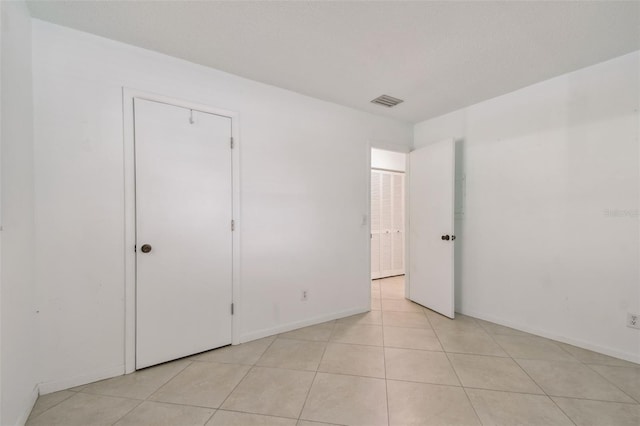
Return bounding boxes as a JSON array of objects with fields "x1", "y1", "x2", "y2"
[{"x1": 28, "y1": 276, "x2": 640, "y2": 425}]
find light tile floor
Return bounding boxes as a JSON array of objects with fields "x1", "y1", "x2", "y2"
[{"x1": 28, "y1": 276, "x2": 640, "y2": 426}]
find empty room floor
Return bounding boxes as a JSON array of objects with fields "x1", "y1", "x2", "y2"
[{"x1": 27, "y1": 276, "x2": 639, "y2": 426}]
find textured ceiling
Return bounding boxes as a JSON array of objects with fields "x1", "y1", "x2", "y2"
[{"x1": 27, "y1": 1, "x2": 640, "y2": 123}]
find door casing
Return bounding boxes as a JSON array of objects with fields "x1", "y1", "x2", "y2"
[
  {"x1": 367, "y1": 144, "x2": 410, "y2": 302},
  {"x1": 123, "y1": 88, "x2": 241, "y2": 374}
]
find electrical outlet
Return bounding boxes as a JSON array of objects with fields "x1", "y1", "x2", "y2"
[
  {"x1": 301, "y1": 290, "x2": 308, "y2": 301},
  {"x1": 628, "y1": 313, "x2": 640, "y2": 330}
]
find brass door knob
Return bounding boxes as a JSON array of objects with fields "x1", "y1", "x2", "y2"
[{"x1": 140, "y1": 244, "x2": 152, "y2": 253}]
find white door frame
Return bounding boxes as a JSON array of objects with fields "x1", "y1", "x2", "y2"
[
  {"x1": 123, "y1": 88, "x2": 241, "y2": 374},
  {"x1": 366, "y1": 143, "x2": 410, "y2": 302}
]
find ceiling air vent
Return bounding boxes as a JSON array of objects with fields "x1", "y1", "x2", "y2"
[{"x1": 371, "y1": 94, "x2": 404, "y2": 108}]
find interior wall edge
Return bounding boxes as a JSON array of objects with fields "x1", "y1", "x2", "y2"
[
  {"x1": 460, "y1": 308, "x2": 640, "y2": 364},
  {"x1": 239, "y1": 306, "x2": 369, "y2": 343},
  {"x1": 38, "y1": 364, "x2": 124, "y2": 396},
  {"x1": 14, "y1": 385, "x2": 38, "y2": 426}
]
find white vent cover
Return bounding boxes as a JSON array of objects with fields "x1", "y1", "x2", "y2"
[{"x1": 371, "y1": 94, "x2": 404, "y2": 108}]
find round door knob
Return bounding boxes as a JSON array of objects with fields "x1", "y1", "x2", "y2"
[
  {"x1": 441, "y1": 235, "x2": 450, "y2": 241},
  {"x1": 140, "y1": 244, "x2": 152, "y2": 253}
]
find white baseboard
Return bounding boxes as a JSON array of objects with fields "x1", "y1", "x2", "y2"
[
  {"x1": 38, "y1": 365, "x2": 125, "y2": 395},
  {"x1": 37, "y1": 308, "x2": 371, "y2": 395},
  {"x1": 460, "y1": 308, "x2": 640, "y2": 364},
  {"x1": 15, "y1": 385, "x2": 39, "y2": 426},
  {"x1": 240, "y1": 306, "x2": 369, "y2": 343}
]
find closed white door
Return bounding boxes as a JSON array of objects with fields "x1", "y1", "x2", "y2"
[
  {"x1": 371, "y1": 170, "x2": 405, "y2": 279},
  {"x1": 408, "y1": 139, "x2": 456, "y2": 318},
  {"x1": 134, "y1": 98, "x2": 233, "y2": 369}
]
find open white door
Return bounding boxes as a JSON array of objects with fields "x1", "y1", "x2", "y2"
[
  {"x1": 408, "y1": 139, "x2": 455, "y2": 318},
  {"x1": 134, "y1": 98, "x2": 233, "y2": 369}
]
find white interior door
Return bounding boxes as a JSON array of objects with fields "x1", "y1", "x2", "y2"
[
  {"x1": 408, "y1": 139, "x2": 455, "y2": 318},
  {"x1": 135, "y1": 98, "x2": 233, "y2": 369}
]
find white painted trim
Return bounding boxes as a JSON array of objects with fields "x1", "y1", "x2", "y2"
[
  {"x1": 15, "y1": 386, "x2": 38, "y2": 426},
  {"x1": 365, "y1": 143, "x2": 372, "y2": 303},
  {"x1": 38, "y1": 365, "x2": 125, "y2": 395},
  {"x1": 240, "y1": 307, "x2": 369, "y2": 343},
  {"x1": 461, "y1": 308, "x2": 640, "y2": 365},
  {"x1": 404, "y1": 151, "x2": 411, "y2": 300},
  {"x1": 122, "y1": 88, "x2": 241, "y2": 373}
]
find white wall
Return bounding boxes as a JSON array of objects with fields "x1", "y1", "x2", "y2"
[
  {"x1": 414, "y1": 52, "x2": 640, "y2": 362},
  {"x1": 0, "y1": 1, "x2": 38, "y2": 424},
  {"x1": 32, "y1": 20, "x2": 411, "y2": 392},
  {"x1": 371, "y1": 148, "x2": 406, "y2": 172}
]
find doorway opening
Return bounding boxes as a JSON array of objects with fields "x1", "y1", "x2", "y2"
[{"x1": 370, "y1": 148, "x2": 407, "y2": 310}]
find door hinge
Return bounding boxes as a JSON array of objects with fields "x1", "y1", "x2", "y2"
[
  {"x1": 134, "y1": 245, "x2": 136, "y2": 252},
  {"x1": 230, "y1": 137, "x2": 234, "y2": 149},
  {"x1": 231, "y1": 303, "x2": 234, "y2": 315},
  {"x1": 231, "y1": 220, "x2": 235, "y2": 231}
]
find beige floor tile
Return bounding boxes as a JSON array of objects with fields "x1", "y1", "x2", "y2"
[
  {"x1": 380, "y1": 282, "x2": 405, "y2": 300},
  {"x1": 492, "y1": 335, "x2": 579, "y2": 362},
  {"x1": 382, "y1": 298, "x2": 424, "y2": 313},
  {"x1": 516, "y1": 359, "x2": 635, "y2": 403},
  {"x1": 436, "y1": 330, "x2": 508, "y2": 357},
  {"x1": 68, "y1": 384, "x2": 88, "y2": 392},
  {"x1": 81, "y1": 360, "x2": 190, "y2": 399},
  {"x1": 114, "y1": 401, "x2": 214, "y2": 426},
  {"x1": 590, "y1": 364, "x2": 640, "y2": 402},
  {"x1": 256, "y1": 338, "x2": 326, "y2": 371},
  {"x1": 387, "y1": 380, "x2": 480, "y2": 426},
  {"x1": 474, "y1": 318, "x2": 530, "y2": 337},
  {"x1": 206, "y1": 410, "x2": 297, "y2": 426},
  {"x1": 425, "y1": 311, "x2": 482, "y2": 333},
  {"x1": 26, "y1": 393, "x2": 140, "y2": 426},
  {"x1": 301, "y1": 372, "x2": 388, "y2": 426},
  {"x1": 385, "y1": 347, "x2": 459, "y2": 385},
  {"x1": 556, "y1": 343, "x2": 638, "y2": 367},
  {"x1": 330, "y1": 323, "x2": 383, "y2": 346},
  {"x1": 466, "y1": 389, "x2": 573, "y2": 426},
  {"x1": 150, "y1": 362, "x2": 250, "y2": 408},
  {"x1": 336, "y1": 311, "x2": 382, "y2": 326},
  {"x1": 552, "y1": 397, "x2": 640, "y2": 426},
  {"x1": 448, "y1": 353, "x2": 543, "y2": 394},
  {"x1": 193, "y1": 337, "x2": 275, "y2": 365},
  {"x1": 28, "y1": 390, "x2": 75, "y2": 420},
  {"x1": 297, "y1": 421, "x2": 340, "y2": 426},
  {"x1": 382, "y1": 275, "x2": 404, "y2": 284},
  {"x1": 279, "y1": 323, "x2": 335, "y2": 342},
  {"x1": 221, "y1": 366, "x2": 315, "y2": 418},
  {"x1": 383, "y1": 326, "x2": 442, "y2": 351},
  {"x1": 371, "y1": 297, "x2": 381, "y2": 310},
  {"x1": 318, "y1": 342, "x2": 385, "y2": 378},
  {"x1": 382, "y1": 311, "x2": 431, "y2": 329}
]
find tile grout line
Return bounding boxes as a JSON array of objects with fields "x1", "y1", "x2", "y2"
[
  {"x1": 381, "y1": 294, "x2": 391, "y2": 426},
  {"x1": 24, "y1": 390, "x2": 76, "y2": 423},
  {"x1": 108, "y1": 399, "x2": 145, "y2": 426},
  {"x1": 142, "y1": 358, "x2": 194, "y2": 402},
  {"x1": 213, "y1": 337, "x2": 279, "y2": 414},
  {"x1": 581, "y1": 362, "x2": 640, "y2": 404},
  {"x1": 104, "y1": 359, "x2": 195, "y2": 425},
  {"x1": 482, "y1": 319, "x2": 578, "y2": 426},
  {"x1": 296, "y1": 320, "x2": 337, "y2": 423},
  {"x1": 434, "y1": 314, "x2": 484, "y2": 425}
]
